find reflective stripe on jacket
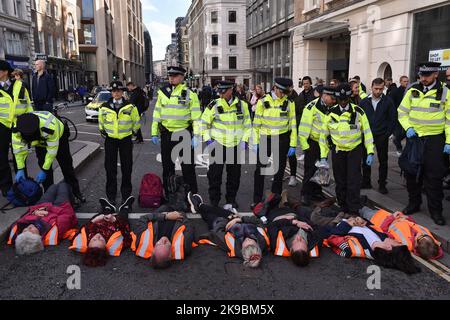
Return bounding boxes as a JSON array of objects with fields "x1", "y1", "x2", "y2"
[
  {"x1": 151, "y1": 83, "x2": 201, "y2": 136},
  {"x1": 273, "y1": 230, "x2": 319, "y2": 258},
  {"x1": 69, "y1": 227, "x2": 127, "y2": 256},
  {"x1": 199, "y1": 97, "x2": 252, "y2": 147},
  {"x1": 0, "y1": 80, "x2": 32, "y2": 128},
  {"x1": 298, "y1": 98, "x2": 330, "y2": 151},
  {"x1": 319, "y1": 103, "x2": 374, "y2": 158},
  {"x1": 98, "y1": 102, "x2": 140, "y2": 139},
  {"x1": 12, "y1": 111, "x2": 64, "y2": 170}
]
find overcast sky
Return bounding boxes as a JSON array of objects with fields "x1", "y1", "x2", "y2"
[{"x1": 141, "y1": 0, "x2": 191, "y2": 61}]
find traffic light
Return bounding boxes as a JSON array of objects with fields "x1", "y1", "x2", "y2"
[{"x1": 112, "y1": 71, "x2": 118, "y2": 80}]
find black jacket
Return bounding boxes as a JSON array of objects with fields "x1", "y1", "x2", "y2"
[
  {"x1": 389, "y1": 86, "x2": 407, "y2": 108},
  {"x1": 359, "y1": 94, "x2": 396, "y2": 137},
  {"x1": 128, "y1": 87, "x2": 146, "y2": 114},
  {"x1": 294, "y1": 89, "x2": 316, "y2": 124},
  {"x1": 31, "y1": 71, "x2": 55, "y2": 104},
  {"x1": 386, "y1": 83, "x2": 397, "y2": 96}
]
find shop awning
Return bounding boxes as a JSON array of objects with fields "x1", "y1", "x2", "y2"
[{"x1": 303, "y1": 21, "x2": 349, "y2": 40}]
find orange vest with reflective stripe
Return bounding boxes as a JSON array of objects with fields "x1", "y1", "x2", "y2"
[
  {"x1": 327, "y1": 235, "x2": 368, "y2": 259},
  {"x1": 369, "y1": 209, "x2": 391, "y2": 229},
  {"x1": 69, "y1": 227, "x2": 126, "y2": 256},
  {"x1": 8, "y1": 223, "x2": 73, "y2": 246},
  {"x1": 274, "y1": 230, "x2": 320, "y2": 258}
]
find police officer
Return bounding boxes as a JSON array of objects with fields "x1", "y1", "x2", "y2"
[
  {"x1": 199, "y1": 81, "x2": 252, "y2": 210},
  {"x1": 151, "y1": 66, "x2": 201, "y2": 195},
  {"x1": 12, "y1": 112, "x2": 85, "y2": 204},
  {"x1": 319, "y1": 83, "x2": 375, "y2": 215},
  {"x1": 252, "y1": 78, "x2": 297, "y2": 207},
  {"x1": 398, "y1": 62, "x2": 450, "y2": 225},
  {"x1": 0, "y1": 60, "x2": 33, "y2": 197},
  {"x1": 298, "y1": 86, "x2": 337, "y2": 206},
  {"x1": 99, "y1": 81, "x2": 140, "y2": 207}
]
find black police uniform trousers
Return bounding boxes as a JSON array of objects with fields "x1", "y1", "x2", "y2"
[
  {"x1": 405, "y1": 134, "x2": 446, "y2": 215},
  {"x1": 199, "y1": 204, "x2": 232, "y2": 230},
  {"x1": 301, "y1": 139, "x2": 322, "y2": 197},
  {"x1": 288, "y1": 154, "x2": 297, "y2": 177},
  {"x1": 332, "y1": 143, "x2": 363, "y2": 214},
  {"x1": 36, "y1": 123, "x2": 81, "y2": 195},
  {"x1": 207, "y1": 144, "x2": 241, "y2": 206},
  {"x1": 160, "y1": 126, "x2": 198, "y2": 195},
  {"x1": 253, "y1": 132, "x2": 290, "y2": 203},
  {"x1": 362, "y1": 134, "x2": 389, "y2": 187},
  {"x1": 103, "y1": 135, "x2": 133, "y2": 202},
  {"x1": 0, "y1": 123, "x2": 21, "y2": 195}
]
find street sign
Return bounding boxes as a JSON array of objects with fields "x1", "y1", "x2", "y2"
[
  {"x1": 35, "y1": 53, "x2": 48, "y2": 61},
  {"x1": 429, "y1": 48, "x2": 450, "y2": 67}
]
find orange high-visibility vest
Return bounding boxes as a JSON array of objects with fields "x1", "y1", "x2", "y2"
[
  {"x1": 106, "y1": 231, "x2": 124, "y2": 257},
  {"x1": 369, "y1": 209, "x2": 392, "y2": 229},
  {"x1": 8, "y1": 223, "x2": 67, "y2": 247},
  {"x1": 224, "y1": 232, "x2": 236, "y2": 257},
  {"x1": 171, "y1": 225, "x2": 186, "y2": 260},
  {"x1": 274, "y1": 230, "x2": 320, "y2": 258},
  {"x1": 69, "y1": 227, "x2": 88, "y2": 253},
  {"x1": 346, "y1": 237, "x2": 367, "y2": 258}
]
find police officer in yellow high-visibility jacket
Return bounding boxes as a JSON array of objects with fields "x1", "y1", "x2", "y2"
[
  {"x1": 398, "y1": 62, "x2": 450, "y2": 226},
  {"x1": 0, "y1": 60, "x2": 32, "y2": 196},
  {"x1": 99, "y1": 81, "x2": 140, "y2": 207},
  {"x1": 298, "y1": 86, "x2": 337, "y2": 206},
  {"x1": 151, "y1": 66, "x2": 201, "y2": 195},
  {"x1": 13, "y1": 112, "x2": 84, "y2": 201},
  {"x1": 199, "y1": 81, "x2": 252, "y2": 210},
  {"x1": 319, "y1": 83, "x2": 375, "y2": 215},
  {"x1": 252, "y1": 78, "x2": 297, "y2": 206}
]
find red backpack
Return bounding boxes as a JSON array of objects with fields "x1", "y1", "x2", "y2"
[{"x1": 139, "y1": 173, "x2": 163, "y2": 208}]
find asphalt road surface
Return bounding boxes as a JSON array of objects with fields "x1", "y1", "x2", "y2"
[{"x1": 1, "y1": 102, "x2": 449, "y2": 300}]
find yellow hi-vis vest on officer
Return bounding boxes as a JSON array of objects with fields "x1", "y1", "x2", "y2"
[
  {"x1": 199, "y1": 97, "x2": 252, "y2": 148},
  {"x1": 252, "y1": 93, "x2": 297, "y2": 147},
  {"x1": 359, "y1": 83, "x2": 368, "y2": 100},
  {"x1": 398, "y1": 82, "x2": 450, "y2": 143},
  {"x1": 12, "y1": 111, "x2": 64, "y2": 171},
  {"x1": 151, "y1": 83, "x2": 201, "y2": 136},
  {"x1": 98, "y1": 103, "x2": 140, "y2": 139},
  {"x1": 298, "y1": 98, "x2": 332, "y2": 151},
  {"x1": 319, "y1": 104, "x2": 374, "y2": 158},
  {"x1": 0, "y1": 80, "x2": 32, "y2": 128}
]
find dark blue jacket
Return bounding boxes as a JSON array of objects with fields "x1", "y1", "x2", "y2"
[
  {"x1": 31, "y1": 71, "x2": 55, "y2": 104},
  {"x1": 360, "y1": 94, "x2": 396, "y2": 137}
]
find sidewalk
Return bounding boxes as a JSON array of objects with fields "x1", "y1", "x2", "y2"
[{"x1": 0, "y1": 140, "x2": 100, "y2": 240}]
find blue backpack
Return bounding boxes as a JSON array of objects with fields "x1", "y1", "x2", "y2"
[
  {"x1": 398, "y1": 137, "x2": 424, "y2": 181},
  {"x1": 5, "y1": 179, "x2": 43, "y2": 208}
]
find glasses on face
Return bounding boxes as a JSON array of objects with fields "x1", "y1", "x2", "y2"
[{"x1": 416, "y1": 234, "x2": 429, "y2": 243}]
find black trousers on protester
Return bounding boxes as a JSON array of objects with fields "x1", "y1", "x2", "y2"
[
  {"x1": 37, "y1": 182, "x2": 73, "y2": 206},
  {"x1": 393, "y1": 122, "x2": 406, "y2": 152},
  {"x1": 253, "y1": 132, "x2": 290, "y2": 203},
  {"x1": 288, "y1": 154, "x2": 297, "y2": 177},
  {"x1": 362, "y1": 134, "x2": 389, "y2": 187},
  {"x1": 199, "y1": 203, "x2": 232, "y2": 230},
  {"x1": 160, "y1": 126, "x2": 198, "y2": 195},
  {"x1": 207, "y1": 144, "x2": 241, "y2": 206},
  {"x1": 36, "y1": 123, "x2": 81, "y2": 195},
  {"x1": 332, "y1": 143, "x2": 363, "y2": 214},
  {"x1": 301, "y1": 139, "x2": 322, "y2": 197},
  {"x1": 405, "y1": 134, "x2": 446, "y2": 216},
  {"x1": 104, "y1": 135, "x2": 133, "y2": 202},
  {"x1": 0, "y1": 123, "x2": 15, "y2": 195}
]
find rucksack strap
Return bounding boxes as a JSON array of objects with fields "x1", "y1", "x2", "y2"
[
  {"x1": 1, "y1": 201, "x2": 15, "y2": 213},
  {"x1": 281, "y1": 100, "x2": 289, "y2": 112}
]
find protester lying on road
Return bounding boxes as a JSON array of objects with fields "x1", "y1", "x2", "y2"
[
  {"x1": 359, "y1": 207, "x2": 443, "y2": 260},
  {"x1": 7, "y1": 182, "x2": 77, "y2": 255},
  {"x1": 322, "y1": 216, "x2": 421, "y2": 274},
  {"x1": 133, "y1": 205, "x2": 195, "y2": 269},
  {"x1": 69, "y1": 197, "x2": 134, "y2": 267},
  {"x1": 188, "y1": 192, "x2": 269, "y2": 268}
]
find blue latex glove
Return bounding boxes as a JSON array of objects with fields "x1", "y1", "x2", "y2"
[
  {"x1": 15, "y1": 169, "x2": 25, "y2": 182},
  {"x1": 36, "y1": 170, "x2": 47, "y2": 184},
  {"x1": 444, "y1": 144, "x2": 450, "y2": 155},
  {"x1": 366, "y1": 154, "x2": 374, "y2": 166},
  {"x1": 206, "y1": 139, "x2": 214, "y2": 146},
  {"x1": 406, "y1": 128, "x2": 417, "y2": 139},
  {"x1": 192, "y1": 136, "x2": 199, "y2": 148},
  {"x1": 287, "y1": 147, "x2": 296, "y2": 157},
  {"x1": 240, "y1": 141, "x2": 248, "y2": 150},
  {"x1": 151, "y1": 136, "x2": 160, "y2": 145},
  {"x1": 319, "y1": 158, "x2": 328, "y2": 166},
  {"x1": 251, "y1": 144, "x2": 259, "y2": 153}
]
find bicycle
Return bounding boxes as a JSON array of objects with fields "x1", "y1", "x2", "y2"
[{"x1": 53, "y1": 102, "x2": 78, "y2": 142}]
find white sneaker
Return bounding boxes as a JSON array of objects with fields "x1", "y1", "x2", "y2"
[
  {"x1": 223, "y1": 204, "x2": 238, "y2": 214},
  {"x1": 289, "y1": 176, "x2": 298, "y2": 187}
]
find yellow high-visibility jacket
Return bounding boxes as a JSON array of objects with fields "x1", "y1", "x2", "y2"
[
  {"x1": 298, "y1": 98, "x2": 333, "y2": 151},
  {"x1": 0, "y1": 80, "x2": 32, "y2": 129},
  {"x1": 98, "y1": 100, "x2": 140, "y2": 140}
]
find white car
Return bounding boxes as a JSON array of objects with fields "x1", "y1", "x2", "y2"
[{"x1": 85, "y1": 91, "x2": 111, "y2": 122}]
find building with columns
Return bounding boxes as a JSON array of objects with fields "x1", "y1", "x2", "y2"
[
  {"x1": 187, "y1": 0, "x2": 251, "y2": 88},
  {"x1": 291, "y1": 0, "x2": 450, "y2": 92}
]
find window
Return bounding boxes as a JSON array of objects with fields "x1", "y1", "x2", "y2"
[
  {"x1": 83, "y1": 24, "x2": 96, "y2": 44},
  {"x1": 228, "y1": 11, "x2": 236, "y2": 23},
  {"x1": 211, "y1": 34, "x2": 218, "y2": 46},
  {"x1": 211, "y1": 11, "x2": 218, "y2": 23},
  {"x1": 54, "y1": 4, "x2": 59, "y2": 20},
  {"x1": 13, "y1": 0, "x2": 23, "y2": 18},
  {"x1": 82, "y1": 0, "x2": 94, "y2": 19},
  {"x1": 277, "y1": 0, "x2": 285, "y2": 20},
  {"x1": 229, "y1": 34, "x2": 236, "y2": 46},
  {"x1": 38, "y1": 32, "x2": 45, "y2": 54},
  {"x1": 56, "y1": 37, "x2": 62, "y2": 57},
  {"x1": 46, "y1": 0, "x2": 51, "y2": 16},
  {"x1": 48, "y1": 34, "x2": 54, "y2": 56},
  {"x1": 229, "y1": 56, "x2": 237, "y2": 69},
  {"x1": 212, "y1": 57, "x2": 219, "y2": 69},
  {"x1": 5, "y1": 32, "x2": 23, "y2": 55}
]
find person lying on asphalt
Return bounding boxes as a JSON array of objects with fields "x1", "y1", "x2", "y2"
[
  {"x1": 133, "y1": 204, "x2": 195, "y2": 269},
  {"x1": 188, "y1": 192, "x2": 269, "y2": 268},
  {"x1": 69, "y1": 196, "x2": 134, "y2": 267},
  {"x1": 7, "y1": 182, "x2": 78, "y2": 255}
]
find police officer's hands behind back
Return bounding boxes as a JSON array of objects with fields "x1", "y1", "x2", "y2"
[
  {"x1": 15, "y1": 170, "x2": 26, "y2": 182},
  {"x1": 36, "y1": 170, "x2": 47, "y2": 184},
  {"x1": 406, "y1": 128, "x2": 417, "y2": 139}
]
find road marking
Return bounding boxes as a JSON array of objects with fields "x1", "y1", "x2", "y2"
[{"x1": 75, "y1": 212, "x2": 254, "y2": 220}]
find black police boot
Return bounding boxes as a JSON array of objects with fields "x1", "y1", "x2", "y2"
[
  {"x1": 361, "y1": 181, "x2": 373, "y2": 190},
  {"x1": 74, "y1": 192, "x2": 86, "y2": 203},
  {"x1": 99, "y1": 198, "x2": 116, "y2": 214},
  {"x1": 378, "y1": 185, "x2": 388, "y2": 195},
  {"x1": 187, "y1": 192, "x2": 203, "y2": 214},
  {"x1": 402, "y1": 203, "x2": 421, "y2": 216},
  {"x1": 119, "y1": 196, "x2": 135, "y2": 215},
  {"x1": 431, "y1": 213, "x2": 446, "y2": 226}
]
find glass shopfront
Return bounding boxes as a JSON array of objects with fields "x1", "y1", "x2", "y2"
[{"x1": 411, "y1": 4, "x2": 450, "y2": 79}]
